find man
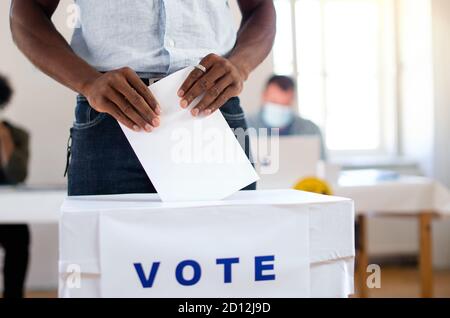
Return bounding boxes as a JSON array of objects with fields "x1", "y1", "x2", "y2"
[
  {"x1": 0, "y1": 75, "x2": 30, "y2": 298},
  {"x1": 10, "y1": 0, "x2": 275, "y2": 196},
  {"x1": 248, "y1": 75, "x2": 327, "y2": 159}
]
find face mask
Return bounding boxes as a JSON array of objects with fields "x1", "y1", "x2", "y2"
[{"x1": 262, "y1": 102, "x2": 294, "y2": 128}]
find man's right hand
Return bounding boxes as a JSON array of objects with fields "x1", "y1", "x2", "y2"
[{"x1": 82, "y1": 67, "x2": 161, "y2": 132}]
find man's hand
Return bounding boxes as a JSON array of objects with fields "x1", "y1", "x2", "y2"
[
  {"x1": 177, "y1": 0, "x2": 276, "y2": 116},
  {"x1": 0, "y1": 123, "x2": 15, "y2": 167},
  {"x1": 177, "y1": 54, "x2": 246, "y2": 116},
  {"x1": 82, "y1": 67, "x2": 161, "y2": 132}
]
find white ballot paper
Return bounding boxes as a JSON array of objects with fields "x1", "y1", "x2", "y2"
[{"x1": 119, "y1": 67, "x2": 259, "y2": 201}]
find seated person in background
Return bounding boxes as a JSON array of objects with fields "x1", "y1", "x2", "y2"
[
  {"x1": 0, "y1": 75, "x2": 30, "y2": 298},
  {"x1": 248, "y1": 75, "x2": 327, "y2": 160}
]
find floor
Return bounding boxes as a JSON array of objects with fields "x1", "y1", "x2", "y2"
[
  {"x1": 355, "y1": 266, "x2": 450, "y2": 298},
  {"x1": 21, "y1": 266, "x2": 450, "y2": 298}
]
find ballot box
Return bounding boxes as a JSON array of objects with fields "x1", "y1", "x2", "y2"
[{"x1": 59, "y1": 190, "x2": 354, "y2": 298}]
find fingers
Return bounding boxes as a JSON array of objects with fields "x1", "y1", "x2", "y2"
[
  {"x1": 178, "y1": 53, "x2": 218, "y2": 99},
  {"x1": 178, "y1": 68, "x2": 204, "y2": 101},
  {"x1": 191, "y1": 77, "x2": 233, "y2": 116},
  {"x1": 114, "y1": 69, "x2": 160, "y2": 128},
  {"x1": 84, "y1": 67, "x2": 162, "y2": 133},
  {"x1": 180, "y1": 63, "x2": 228, "y2": 109},
  {"x1": 108, "y1": 88, "x2": 153, "y2": 132},
  {"x1": 176, "y1": 54, "x2": 244, "y2": 116},
  {"x1": 201, "y1": 85, "x2": 238, "y2": 115},
  {"x1": 122, "y1": 67, "x2": 161, "y2": 116},
  {"x1": 102, "y1": 100, "x2": 137, "y2": 131}
]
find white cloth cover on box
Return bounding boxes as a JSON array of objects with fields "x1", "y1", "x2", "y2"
[{"x1": 59, "y1": 190, "x2": 354, "y2": 298}]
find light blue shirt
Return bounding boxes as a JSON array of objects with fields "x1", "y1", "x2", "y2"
[{"x1": 71, "y1": 0, "x2": 237, "y2": 78}]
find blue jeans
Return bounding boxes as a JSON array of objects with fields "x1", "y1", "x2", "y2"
[{"x1": 67, "y1": 96, "x2": 256, "y2": 196}]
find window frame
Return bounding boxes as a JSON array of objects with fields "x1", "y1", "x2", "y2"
[{"x1": 273, "y1": 0, "x2": 401, "y2": 159}]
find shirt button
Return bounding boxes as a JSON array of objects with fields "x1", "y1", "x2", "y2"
[{"x1": 167, "y1": 38, "x2": 175, "y2": 47}]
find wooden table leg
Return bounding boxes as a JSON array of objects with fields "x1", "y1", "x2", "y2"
[
  {"x1": 357, "y1": 214, "x2": 369, "y2": 298},
  {"x1": 419, "y1": 211, "x2": 433, "y2": 298}
]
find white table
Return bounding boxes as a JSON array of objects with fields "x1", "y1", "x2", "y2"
[
  {"x1": 0, "y1": 186, "x2": 66, "y2": 223},
  {"x1": 335, "y1": 174, "x2": 450, "y2": 298}
]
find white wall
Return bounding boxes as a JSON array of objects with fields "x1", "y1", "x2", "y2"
[
  {"x1": 430, "y1": 0, "x2": 450, "y2": 269},
  {"x1": 367, "y1": 0, "x2": 450, "y2": 269},
  {"x1": 1, "y1": 0, "x2": 75, "y2": 186},
  {"x1": 398, "y1": 0, "x2": 435, "y2": 177},
  {"x1": 431, "y1": 0, "x2": 450, "y2": 188},
  {"x1": 370, "y1": 0, "x2": 435, "y2": 263},
  {"x1": 1, "y1": 0, "x2": 73, "y2": 291}
]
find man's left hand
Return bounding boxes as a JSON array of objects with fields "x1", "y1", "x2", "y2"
[{"x1": 178, "y1": 54, "x2": 246, "y2": 116}]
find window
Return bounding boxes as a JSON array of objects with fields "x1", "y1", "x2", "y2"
[{"x1": 273, "y1": 0, "x2": 398, "y2": 157}]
